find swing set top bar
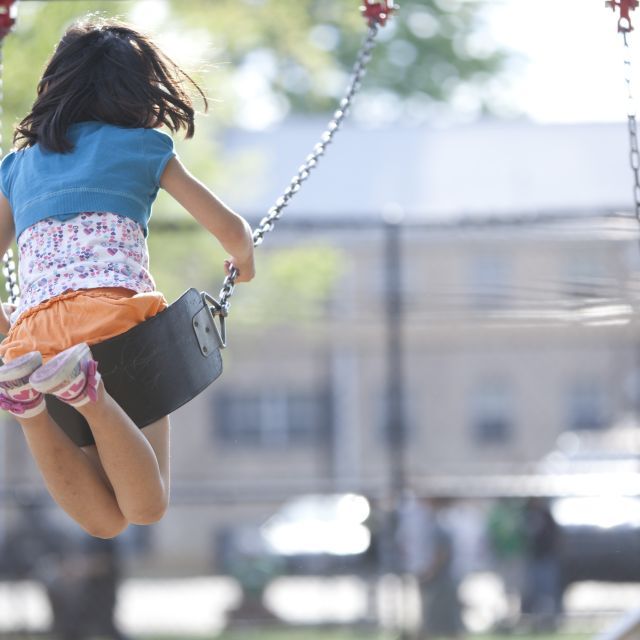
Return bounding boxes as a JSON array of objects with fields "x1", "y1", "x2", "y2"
[{"x1": 0, "y1": 0, "x2": 396, "y2": 41}]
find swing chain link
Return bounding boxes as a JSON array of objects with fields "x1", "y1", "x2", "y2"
[
  {"x1": 0, "y1": 41, "x2": 18, "y2": 308},
  {"x1": 216, "y1": 24, "x2": 381, "y2": 313},
  {"x1": 622, "y1": 31, "x2": 640, "y2": 223},
  {"x1": 2, "y1": 248, "x2": 18, "y2": 306}
]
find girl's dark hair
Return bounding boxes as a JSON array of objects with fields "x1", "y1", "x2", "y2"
[{"x1": 15, "y1": 17, "x2": 208, "y2": 152}]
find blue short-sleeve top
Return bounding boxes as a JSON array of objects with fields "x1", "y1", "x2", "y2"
[{"x1": 0, "y1": 122, "x2": 175, "y2": 238}]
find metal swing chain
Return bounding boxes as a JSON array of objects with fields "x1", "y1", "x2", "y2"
[
  {"x1": 0, "y1": 40, "x2": 18, "y2": 308},
  {"x1": 622, "y1": 30, "x2": 640, "y2": 222},
  {"x1": 608, "y1": 1, "x2": 640, "y2": 223},
  {"x1": 216, "y1": 23, "x2": 382, "y2": 313}
]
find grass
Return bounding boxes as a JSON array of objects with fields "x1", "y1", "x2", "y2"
[
  {"x1": 217, "y1": 630, "x2": 393, "y2": 640},
  {"x1": 144, "y1": 636, "x2": 381, "y2": 640},
  {"x1": 144, "y1": 631, "x2": 591, "y2": 640}
]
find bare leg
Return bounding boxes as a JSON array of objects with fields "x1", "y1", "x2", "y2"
[
  {"x1": 75, "y1": 381, "x2": 170, "y2": 525},
  {"x1": 17, "y1": 411, "x2": 128, "y2": 538}
]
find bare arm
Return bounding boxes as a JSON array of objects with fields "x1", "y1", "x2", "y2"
[
  {"x1": 0, "y1": 194, "x2": 15, "y2": 333},
  {"x1": 160, "y1": 157, "x2": 255, "y2": 283}
]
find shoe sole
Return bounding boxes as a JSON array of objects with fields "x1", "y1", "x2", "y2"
[
  {"x1": 30, "y1": 343, "x2": 91, "y2": 393},
  {"x1": 0, "y1": 351, "x2": 42, "y2": 383}
]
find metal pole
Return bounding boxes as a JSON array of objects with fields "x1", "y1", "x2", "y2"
[
  {"x1": 384, "y1": 216, "x2": 410, "y2": 637},
  {"x1": 385, "y1": 218, "x2": 407, "y2": 496}
]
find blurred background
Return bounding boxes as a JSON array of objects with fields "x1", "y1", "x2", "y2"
[{"x1": 1, "y1": 0, "x2": 640, "y2": 638}]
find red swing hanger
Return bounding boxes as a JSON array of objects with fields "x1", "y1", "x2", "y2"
[
  {"x1": 606, "y1": 0, "x2": 639, "y2": 33},
  {"x1": 0, "y1": 0, "x2": 16, "y2": 41},
  {"x1": 361, "y1": 0, "x2": 396, "y2": 27}
]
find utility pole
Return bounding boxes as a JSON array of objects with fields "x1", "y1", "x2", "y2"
[
  {"x1": 384, "y1": 214, "x2": 410, "y2": 638},
  {"x1": 385, "y1": 217, "x2": 408, "y2": 497}
]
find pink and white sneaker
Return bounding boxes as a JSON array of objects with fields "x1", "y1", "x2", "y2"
[
  {"x1": 0, "y1": 351, "x2": 46, "y2": 418},
  {"x1": 30, "y1": 343, "x2": 101, "y2": 408}
]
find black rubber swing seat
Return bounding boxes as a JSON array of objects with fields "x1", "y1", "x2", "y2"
[{"x1": 45, "y1": 288, "x2": 224, "y2": 447}]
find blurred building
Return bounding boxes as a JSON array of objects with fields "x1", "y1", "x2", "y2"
[{"x1": 2, "y1": 119, "x2": 640, "y2": 574}]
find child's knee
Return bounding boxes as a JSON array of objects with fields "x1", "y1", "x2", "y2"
[
  {"x1": 82, "y1": 514, "x2": 128, "y2": 539},
  {"x1": 125, "y1": 495, "x2": 168, "y2": 526}
]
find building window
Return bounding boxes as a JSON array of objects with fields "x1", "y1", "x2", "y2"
[
  {"x1": 469, "y1": 380, "x2": 514, "y2": 445},
  {"x1": 467, "y1": 254, "x2": 511, "y2": 309},
  {"x1": 214, "y1": 391, "x2": 330, "y2": 448},
  {"x1": 566, "y1": 379, "x2": 608, "y2": 431}
]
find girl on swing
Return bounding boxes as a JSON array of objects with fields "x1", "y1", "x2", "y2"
[{"x1": 0, "y1": 17, "x2": 255, "y2": 538}]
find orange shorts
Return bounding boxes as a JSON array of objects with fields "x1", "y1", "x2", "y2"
[{"x1": 0, "y1": 288, "x2": 168, "y2": 363}]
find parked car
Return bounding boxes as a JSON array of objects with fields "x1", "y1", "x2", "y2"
[
  {"x1": 553, "y1": 495, "x2": 640, "y2": 588},
  {"x1": 541, "y1": 426, "x2": 640, "y2": 588},
  {"x1": 217, "y1": 493, "x2": 372, "y2": 577}
]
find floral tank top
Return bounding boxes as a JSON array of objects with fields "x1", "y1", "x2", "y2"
[{"x1": 14, "y1": 211, "x2": 156, "y2": 322}]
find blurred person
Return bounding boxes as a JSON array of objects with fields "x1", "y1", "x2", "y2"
[
  {"x1": 361, "y1": 496, "x2": 381, "y2": 625},
  {"x1": 486, "y1": 498, "x2": 526, "y2": 627},
  {"x1": 441, "y1": 499, "x2": 489, "y2": 585},
  {"x1": 420, "y1": 499, "x2": 464, "y2": 638},
  {"x1": 521, "y1": 497, "x2": 562, "y2": 631},
  {"x1": 396, "y1": 494, "x2": 463, "y2": 638},
  {"x1": 70, "y1": 536, "x2": 128, "y2": 640},
  {"x1": 46, "y1": 538, "x2": 95, "y2": 640},
  {"x1": 395, "y1": 491, "x2": 434, "y2": 575},
  {"x1": 34, "y1": 533, "x2": 127, "y2": 640},
  {"x1": 3, "y1": 502, "x2": 127, "y2": 639},
  {"x1": 0, "y1": 17, "x2": 255, "y2": 538},
  {"x1": 225, "y1": 549, "x2": 283, "y2": 627},
  {"x1": 1, "y1": 500, "x2": 77, "y2": 639}
]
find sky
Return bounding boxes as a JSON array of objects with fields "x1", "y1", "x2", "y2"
[
  {"x1": 485, "y1": 0, "x2": 635, "y2": 123},
  {"x1": 349, "y1": 0, "x2": 639, "y2": 127}
]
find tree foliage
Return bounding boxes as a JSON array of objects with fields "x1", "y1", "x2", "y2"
[
  {"x1": 168, "y1": 0, "x2": 508, "y2": 122},
  {"x1": 3, "y1": 0, "x2": 509, "y2": 131}
]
